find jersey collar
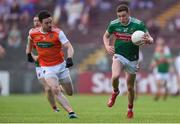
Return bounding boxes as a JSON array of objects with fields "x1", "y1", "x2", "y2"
[
  {"x1": 40, "y1": 27, "x2": 48, "y2": 34},
  {"x1": 121, "y1": 17, "x2": 131, "y2": 26}
]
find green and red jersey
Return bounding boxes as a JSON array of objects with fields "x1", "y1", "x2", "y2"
[
  {"x1": 153, "y1": 52, "x2": 172, "y2": 73},
  {"x1": 107, "y1": 17, "x2": 148, "y2": 61}
]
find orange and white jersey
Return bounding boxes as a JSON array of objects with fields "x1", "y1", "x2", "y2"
[{"x1": 29, "y1": 27, "x2": 69, "y2": 66}]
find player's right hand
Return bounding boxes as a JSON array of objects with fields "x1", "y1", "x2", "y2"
[
  {"x1": 27, "y1": 53, "x2": 34, "y2": 63},
  {"x1": 105, "y1": 45, "x2": 115, "y2": 55}
]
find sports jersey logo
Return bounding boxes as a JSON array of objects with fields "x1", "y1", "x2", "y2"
[
  {"x1": 37, "y1": 42, "x2": 54, "y2": 48},
  {"x1": 113, "y1": 32, "x2": 131, "y2": 41},
  {"x1": 129, "y1": 28, "x2": 135, "y2": 34}
]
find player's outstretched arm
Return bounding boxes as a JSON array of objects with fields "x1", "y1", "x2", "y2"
[
  {"x1": 26, "y1": 36, "x2": 34, "y2": 62},
  {"x1": 63, "y1": 41, "x2": 74, "y2": 68},
  {"x1": 103, "y1": 31, "x2": 115, "y2": 55},
  {"x1": 26, "y1": 36, "x2": 33, "y2": 54}
]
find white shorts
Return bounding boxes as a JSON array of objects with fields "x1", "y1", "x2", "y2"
[
  {"x1": 41, "y1": 61, "x2": 70, "y2": 81},
  {"x1": 155, "y1": 72, "x2": 170, "y2": 81},
  {"x1": 113, "y1": 54, "x2": 138, "y2": 74},
  {"x1": 35, "y1": 67, "x2": 44, "y2": 79}
]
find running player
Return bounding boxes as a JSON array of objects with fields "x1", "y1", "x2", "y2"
[
  {"x1": 27, "y1": 11, "x2": 77, "y2": 119},
  {"x1": 151, "y1": 38, "x2": 172, "y2": 100},
  {"x1": 26, "y1": 16, "x2": 59, "y2": 112},
  {"x1": 103, "y1": 4, "x2": 153, "y2": 118}
]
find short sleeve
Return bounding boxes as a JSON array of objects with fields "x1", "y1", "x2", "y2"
[
  {"x1": 28, "y1": 29, "x2": 33, "y2": 40},
  {"x1": 58, "y1": 31, "x2": 69, "y2": 44},
  {"x1": 107, "y1": 22, "x2": 114, "y2": 34},
  {"x1": 139, "y1": 22, "x2": 148, "y2": 33}
]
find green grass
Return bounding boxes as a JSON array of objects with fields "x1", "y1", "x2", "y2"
[{"x1": 0, "y1": 94, "x2": 180, "y2": 123}]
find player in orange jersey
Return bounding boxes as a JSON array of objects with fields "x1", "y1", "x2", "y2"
[
  {"x1": 27, "y1": 11, "x2": 77, "y2": 119},
  {"x1": 26, "y1": 16, "x2": 59, "y2": 112}
]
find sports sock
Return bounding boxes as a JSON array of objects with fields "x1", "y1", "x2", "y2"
[
  {"x1": 69, "y1": 112, "x2": 75, "y2": 115},
  {"x1": 128, "y1": 104, "x2": 133, "y2": 111},
  {"x1": 53, "y1": 106, "x2": 57, "y2": 110},
  {"x1": 113, "y1": 89, "x2": 119, "y2": 93}
]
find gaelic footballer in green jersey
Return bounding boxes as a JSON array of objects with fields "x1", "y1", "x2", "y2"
[
  {"x1": 150, "y1": 38, "x2": 172, "y2": 101},
  {"x1": 107, "y1": 17, "x2": 148, "y2": 61},
  {"x1": 103, "y1": 4, "x2": 153, "y2": 119}
]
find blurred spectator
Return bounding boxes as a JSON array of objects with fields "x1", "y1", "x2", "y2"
[
  {"x1": 168, "y1": 20, "x2": 175, "y2": 32},
  {"x1": 9, "y1": 0, "x2": 21, "y2": 22},
  {"x1": 0, "y1": 44, "x2": 5, "y2": 59},
  {"x1": 174, "y1": 52, "x2": 180, "y2": 94},
  {"x1": 129, "y1": 0, "x2": 139, "y2": 9},
  {"x1": 19, "y1": 0, "x2": 35, "y2": 25},
  {"x1": 138, "y1": 0, "x2": 154, "y2": 9},
  {"x1": 20, "y1": 0, "x2": 35, "y2": 16},
  {"x1": 65, "y1": 0, "x2": 84, "y2": 30},
  {"x1": 174, "y1": 14, "x2": 180, "y2": 32},
  {"x1": 0, "y1": 0, "x2": 10, "y2": 22},
  {"x1": 0, "y1": 21, "x2": 7, "y2": 46},
  {"x1": 37, "y1": 0, "x2": 53, "y2": 9},
  {"x1": 99, "y1": 0, "x2": 111, "y2": 11},
  {"x1": 53, "y1": 0, "x2": 67, "y2": 25},
  {"x1": 87, "y1": 0, "x2": 100, "y2": 26},
  {"x1": 78, "y1": 0, "x2": 100, "y2": 34},
  {"x1": 7, "y1": 23, "x2": 22, "y2": 48}
]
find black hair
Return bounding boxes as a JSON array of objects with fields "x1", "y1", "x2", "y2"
[
  {"x1": 38, "y1": 10, "x2": 51, "y2": 22},
  {"x1": 116, "y1": 4, "x2": 129, "y2": 13}
]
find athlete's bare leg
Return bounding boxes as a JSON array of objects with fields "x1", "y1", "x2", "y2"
[
  {"x1": 154, "y1": 79, "x2": 163, "y2": 101},
  {"x1": 107, "y1": 57, "x2": 123, "y2": 107},
  {"x1": 111, "y1": 57, "x2": 123, "y2": 92},
  {"x1": 126, "y1": 72, "x2": 136, "y2": 118},
  {"x1": 45, "y1": 77, "x2": 74, "y2": 113},
  {"x1": 39, "y1": 78, "x2": 58, "y2": 111},
  {"x1": 59, "y1": 76, "x2": 74, "y2": 96}
]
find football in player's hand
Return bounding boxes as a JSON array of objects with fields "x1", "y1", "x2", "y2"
[{"x1": 131, "y1": 30, "x2": 145, "y2": 46}]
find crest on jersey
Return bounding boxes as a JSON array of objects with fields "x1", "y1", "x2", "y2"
[{"x1": 49, "y1": 33, "x2": 54, "y2": 38}]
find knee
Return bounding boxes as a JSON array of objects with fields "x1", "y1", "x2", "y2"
[
  {"x1": 44, "y1": 86, "x2": 51, "y2": 93},
  {"x1": 127, "y1": 85, "x2": 134, "y2": 92},
  {"x1": 51, "y1": 86, "x2": 60, "y2": 95},
  {"x1": 112, "y1": 74, "x2": 119, "y2": 81},
  {"x1": 66, "y1": 90, "x2": 73, "y2": 96}
]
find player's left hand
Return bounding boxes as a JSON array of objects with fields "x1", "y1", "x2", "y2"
[
  {"x1": 66, "y1": 57, "x2": 73, "y2": 68},
  {"x1": 142, "y1": 34, "x2": 153, "y2": 44},
  {"x1": 32, "y1": 54, "x2": 38, "y2": 62}
]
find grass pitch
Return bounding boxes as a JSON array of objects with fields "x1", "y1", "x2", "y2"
[{"x1": 0, "y1": 94, "x2": 180, "y2": 123}]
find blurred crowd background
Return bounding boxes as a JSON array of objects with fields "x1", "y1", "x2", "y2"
[{"x1": 0, "y1": 0, "x2": 180, "y2": 96}]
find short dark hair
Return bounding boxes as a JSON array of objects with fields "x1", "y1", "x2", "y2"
[
  {"x1": 116, "y1": 4, "x2": 129, "y2": 13},
  {"x1": 38, "y1": 10, "x2": 51, "y2": 22}
]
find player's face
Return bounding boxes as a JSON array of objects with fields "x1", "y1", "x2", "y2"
[
  {"x1": 41, "y1": 17, "x2": 53, "y2": 32},
  {"x1": 33, "y1": 17, "x2": 40, "y2": 28},
  {"x1": 117, "y1": 11, "x2": 130, "y2": 25}
]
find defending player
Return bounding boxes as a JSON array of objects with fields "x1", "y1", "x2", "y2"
[
  {"x1": 27, "y1": 11, "x2": 77, "y2": 119},
  {"x1": 26, "y1": 16, "x2": 59, "y2": 112},
  {"x1": 103, "y1": 4, "x2": 153, "y2": 118}
]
